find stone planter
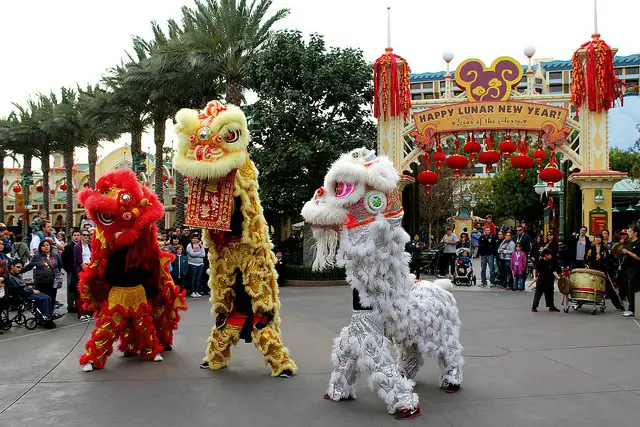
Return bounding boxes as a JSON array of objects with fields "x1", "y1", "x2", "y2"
[{"x1": 283, "y1": 279, "x2": 347, "y2": 287}]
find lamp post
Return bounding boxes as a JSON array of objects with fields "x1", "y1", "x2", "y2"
[
  {"x1": 443, "y1": 51, "x2": 454, "y2": 99},
  {"x1": 524, "y1": 45, "x2": 536, "y2": 95}
]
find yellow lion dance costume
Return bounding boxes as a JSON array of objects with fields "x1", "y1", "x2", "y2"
[{"x1": 173, "y1": 100, "x2": 296, "y2": 377}]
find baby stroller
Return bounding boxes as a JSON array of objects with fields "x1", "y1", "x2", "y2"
[
  {"x1": 453, "y1": 247, "x2": 476, "y2": 286},
  {"x1": 421, "y1": 245, "x2": 442, "y2": 276}
]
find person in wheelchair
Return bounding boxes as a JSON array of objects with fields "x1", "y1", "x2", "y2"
[{"x1": 8, "y1": 260, "x2": 60, "y2": 328}]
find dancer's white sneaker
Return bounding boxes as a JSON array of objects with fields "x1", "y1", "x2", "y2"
[
  {"x1": 82, "y1": 363, "x2": 94, "y2": 372},
  {"x1": 153, "y1": 354, "x2": 163, "y2": 362}
]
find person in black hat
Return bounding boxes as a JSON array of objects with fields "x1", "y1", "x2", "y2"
[{"x1": 531, "y1": 248, "x2": 561, "y2": 312}]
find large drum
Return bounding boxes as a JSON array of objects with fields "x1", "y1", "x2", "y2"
[{"x1": 569, "y1": 268, "x2": 606, "y2": 302}]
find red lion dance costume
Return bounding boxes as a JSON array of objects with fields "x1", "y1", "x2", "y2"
[{"x1": 77, "y1": 169, "x2": 186, "y2": 372}]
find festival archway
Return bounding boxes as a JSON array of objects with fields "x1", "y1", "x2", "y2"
[{"x1": 374, "y1": 33, "x2": 626, "y2": 235}]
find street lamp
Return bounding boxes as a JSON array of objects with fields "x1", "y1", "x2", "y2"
[
  {"x1": 470, "y1": 194, "x2": 477, "y2": 209},
  {"x1": 443, "y1": 51, "x2": 454, "y2": 99},
  {"x1": 594, "y1": 189, "x2": 605, "y2": 204},
  {"x1": 534, "y1": 179, "x2": 546, "y2": 197}
]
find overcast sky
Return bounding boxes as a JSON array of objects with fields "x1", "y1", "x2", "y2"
[{"x1": 1, "y1": 0, "x2": 638, "y2": 167}]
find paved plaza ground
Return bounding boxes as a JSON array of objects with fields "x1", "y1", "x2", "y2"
[{"x1": 1, "y1": 270, "x2": 640, "y2": 426}]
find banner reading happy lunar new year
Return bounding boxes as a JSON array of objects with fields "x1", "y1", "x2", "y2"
[{"x1": 413, "y1": 101, "x2": 569, "y2": 135}]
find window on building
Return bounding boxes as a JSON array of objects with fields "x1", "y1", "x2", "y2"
[
  {"x1": 625, "y1": 67, "x2": 639, "y2": 75},
  {"x1": 424, "y1": 94, "x2": 434, "y2": 100},
  {"x1": 440, "y1": 81, "x2": 446, "y2": 89},
  {"x1": 410, "y1": 83, "x2": 421, "y2": 90},
  {"x1": 535, "y1": 78, "x2": 543, "y2": 84},
  {"x1": 6, "y1": 205, "x2": 14, "y2": 211},
  {"x1": 424, "y1": 82, "x2": 433, "y2": 89},
  {"x1": 411, "y1": 93, "x2": 422, "y2": 100},
  {"x1": 548, "y1": 71, "x2": 562, "y2": 80},
  {"x1": 614, "y1": 68, "x2": 623, "y2": 76},
  {"x1": 549, "y1": 85, "x2": 563, "y2": 93}
]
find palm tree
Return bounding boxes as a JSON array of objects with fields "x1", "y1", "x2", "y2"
[
  {"x1": 5, "y1": 111, "x2": 39, "y2": 237},
  {"x1": 41, "y1": 88, "x2": 85, "y2": 234},
  {"x1": 28, "y1": 95, "x2": 58, "y2": 216},
  {"x1": 77, "y1": 84, "x2": 123, "y2": 187},
  {"x1": 102, "y1": 63, "x2": 151, "y2": 174},
  {"x1": 0, "y1": 118, "x2": 11, "y2": 224},
  {"x1": 182, "y1": 0, "x2": 288, "y2": 105},
  {"x1": 124, "y1": 20, "x2": 223, "y2": 224}
]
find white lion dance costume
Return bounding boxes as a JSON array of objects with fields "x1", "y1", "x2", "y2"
[{"x1": 301, "y1": 148, "x2": 464, "y2": 420}]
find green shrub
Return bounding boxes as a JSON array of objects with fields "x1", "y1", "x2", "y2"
[{"x1": 279, "y1": 265, "x2": 346, "y2": 281}]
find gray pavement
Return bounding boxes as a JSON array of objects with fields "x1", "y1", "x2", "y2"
[{"x1": 1, "y1": 281, "x2": 640, "y2": 426}]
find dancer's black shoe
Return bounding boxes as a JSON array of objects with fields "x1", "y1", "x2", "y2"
[
  {"x1": 323, "y1": 394, "x2": 354, "y2": 401},
  {"x1": 442, "y1": 381, "x2": 461, "y2": 393},
  {"x1": 395, "y1": 406, "x2": 422, "y2": 420},
  {"x1": 278, "y1": 369, "x2": 293, "y2": 378}
]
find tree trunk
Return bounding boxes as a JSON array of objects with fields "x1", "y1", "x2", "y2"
[
  {"x1": 88, "y1": 141, "x2": 98, "y2": 188},
  {"x1": 22, "y1": 154, "x2": 33, "y2": 239},
  {"x1": 174, "y1": 170, "x2": 185, "y2": 227},
  {"x1": 226, "y1": 78, "x2": 243, "y2": 106},
  {"x1": 153, "y1": 118, "x2": 166, "y2": 229},
  {"x1": 41, "y1": 143, "x2": 51, "y2": 217},
  {"x1": 63, "y1": 149, "x2": 75, "y2": 235},
  {"x1": 131, "y1": 129, "x2": 143, "y2": 177},
  {"x1": 0, "y1": 149, "x2": 4, "y2": 224}
]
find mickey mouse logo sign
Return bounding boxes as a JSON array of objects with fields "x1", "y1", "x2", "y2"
[{"x1": 456, "y1": 57, "x2": 523, "y2": 102}]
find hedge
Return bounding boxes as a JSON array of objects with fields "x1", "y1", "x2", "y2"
[{"x1": 278, "y1": 265, "x2": 346, "y2": 281}]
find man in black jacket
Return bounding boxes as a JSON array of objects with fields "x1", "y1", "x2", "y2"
[
  {"x1": 61, "y1": 230, "x2": 81, "y2": 313},
  {"x1": 514, "y1": 225, "x2": 531, "y2": 255},
  {"x1": 478, "y1": 227, "x2": 496, "y2": 287}
]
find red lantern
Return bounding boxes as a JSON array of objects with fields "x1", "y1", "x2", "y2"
[
  {"x1": 13, "y1": 186, "x2": 22, "y2": 193},
  {"x1": 510, "y1": 155, "x2": 534, "y2": 180},
  {"x1": 463, "y1": 136, "x2": 482, "y2": 166},
  {"x1": 433, "y1": 149, "x2": 446, "y2": 173},
  {"x1": 477, "y1": 150, "x2": 501, "y2": 174},
  {"x1": 445, "y1": 155, "x2": 468, "y2": 179},
  {"x1": 499, "y1": 135, "x2": 517, "y2": 159},
  {"x1": 533, "y1": 148, "x2": 546, "y2": 171},
  {"x1": 162, "y1": 175, "x2": 168, "y2": 182},
  {"x1": 60, "y1": 184, "x2": 67, "y2": 191},
  {"x1": 417, "y1": 170, "x2": 439, "y2": 196},
  {"x1": 168, "y1": 178, "x2": 175, "y2": 185},
  {"x1": 145, "y1": 181, "x2": 151, "y2": 187},
  {"x1": 36, "y1": 185, "x2": 44, "y2": 193},
  {"x1": 540, "y1": 164, "x2": 563, "y2": 187},
  {"x1": 2, "y1": 191, "x2": 7, "y2": 197},
  {"x1": 50, "y1": 189, "x2": 55, "y2": 195},
  {"x1": 83, "y1": 182, "x2": 90, "y2": 188},
  {"x1": 73, "y1": 188, "x2": 79, "y2": 193}
]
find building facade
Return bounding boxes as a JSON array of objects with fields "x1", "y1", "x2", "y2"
[
  {"x1": 1, "y1": 145, "x2": 182, "y2": 230},
  {"x1": 409, "y1": 54, "x2": 640, "y2": 111}
]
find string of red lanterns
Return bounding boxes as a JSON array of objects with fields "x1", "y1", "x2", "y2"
[{"x1": 414, "y1": 130, "x2": 564, "y2": 196}]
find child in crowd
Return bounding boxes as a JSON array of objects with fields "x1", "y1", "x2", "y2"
[
  {"x1": 511, "y1": 243, "x2": 527, "y2": 291},
  {"x1": 531, "y1": 248, "x2": 561, "y2": 312}
]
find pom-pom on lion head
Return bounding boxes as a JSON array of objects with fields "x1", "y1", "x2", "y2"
[
  {"x1": 173, "y1": 100, "x2": 249, "y2": 179},
  {"x1": 301, "y1": 148, "x2": 403, "y2": 271},
  {"x1": 78, "y1": 169, "x2": 163, "y2": 248}
]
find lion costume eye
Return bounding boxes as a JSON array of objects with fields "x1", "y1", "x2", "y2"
[
  {"x1": 334, "y1": 182, "x2": 355, "y2": 198},
  {"x1": 225, "y1": 129, "x2": 240, "y2": 143},
  {"x1": 365, "y1": 191, "x2": 387, "y2": 214},
  {"x1": 197, "y1": 127, "x2": 212, "y2": 142}
]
